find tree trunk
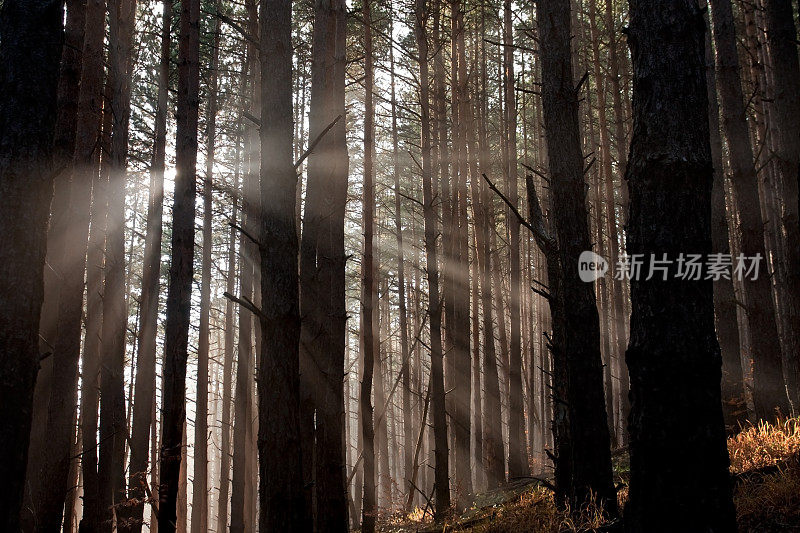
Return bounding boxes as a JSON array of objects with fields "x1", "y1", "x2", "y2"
[
  {"x1": 536, "y1": 0, "x2": 617, "y2": 513},
  {"x1": 256, "y1": 0, "x2": 306, "y2": 529},
  {"x1": 217, "y1": 91, "x2": 242, "y2": 533},
  {"x1": 157, "y1": 0, "x2": 200, "y2": 524},
  {"x1": 502, "y1": 0, "x2": 526, "y2": 481},
  {"x1": 97, "y1": 0, "x2": 137, "y2": 526},
  {"x1": 23, "y1": 0, "x2": 88, "y2": 527},
  {"x1": 360, "y1": 0, "x2": 377, "y2": 525},
  {"x1": 763, "y1": 0, "x2": 800, "y2": 412},
  {"x1": 78, "y1": 126, "x2": 109, "y2": 533},
  {"x1": 190, "y1": 8, "x2": 220, "y2": 531},
  {"x1": 702, "y1": 0, "x2": 745, "y2": 431},
  {"x1": 231, "y1": 1, "x2": 258, "y2": 529},
  {"x1": 388, "y1": 21, "x2": 413, "y2": 509},
  {"x1": 122, "y1": 0, "x2": 170, "y2": 530},
  {"x1": 622, "y1": 1, "x2": 737, "y2": 529},
  {"x1": 0, "y1": 0, "x2": 64, "y2": 527},
  {"x1": 709, "y1": 0, "x2": 791, "y2": 420},
  {"x1": 414, "y1": 0, "x2": 451, "y2": 516},
  {"x1": 300, "y1": 0, "x2": 350, "y2": 528}
]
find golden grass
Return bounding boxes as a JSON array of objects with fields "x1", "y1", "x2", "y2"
[
  {"x1": 728, "y1": 417, "x2": 800, "y2": 473},
  {"x1": 380, "y1": 417, "x2": 800, "y2": 532}
]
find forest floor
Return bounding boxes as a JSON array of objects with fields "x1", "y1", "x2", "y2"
[{"x1": 374, "y1": 417, "x2": 800, "y2": 532}]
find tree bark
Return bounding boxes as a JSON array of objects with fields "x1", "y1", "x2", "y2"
[
  {"x1": 255, "y1": 0, "x2": 306, "y2": 529},
  {"x1": 190, "y1": 7, "x2": 220, "y2": 531},
  {"x1": 763, "y1": 0, "x2": 800, "y2": 411},
  {"x1": 23, "y1": 0, "x2": 87, "y2": 527},
  {"x1": 502, "y1": 0, "x2": 526, "y2": 481},
  {"x1": 622, "y1": 1, "x2": 737, "y2": 529},
  {"x1": 388, "y1": 19, "x2": 413, "y2": 510},
  {"x1": 97, "y1": 0, "x2": 137, "y2": 526}
]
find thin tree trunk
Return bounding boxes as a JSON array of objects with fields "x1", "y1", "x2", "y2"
[
  {"x1": 157, "y1": 0, "x2": 200, "y2": 523},
  {"x1": 360, "y1": 0, "x2": 377, "y2": 526},
  {"x1": 702, "y1": 0, "x2": 746, "y2": 430},
  {"x1": 388, "y1": 21, "x2": 413, "y2": 510},
  {"x1": 122, "y1": 0, "x2": 170, "y2": 530},
  {"x1": 709, "y1": 0, "x2": 791, "y2": 420},
  {"x1": 98, "y1": 0, "x2": 137, "y2": 525},
  {"x1": 414, "y1": 0, "x2": 451, "y2": 516},
  {"x1": 78, "y1": 125, "x2": 109, "y2": 533},
  {"x1": 217, "y1": 97, "x2": 242, "y2": 533},
  {"x1": 190, "y1": 8, "x2": 220, "y2": 531},
  {"x1": 502, "y1": 0, "x2": 525, "y2": 481}
]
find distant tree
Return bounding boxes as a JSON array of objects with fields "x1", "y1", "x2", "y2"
[
  {"x1": 709, "y1": 0, "x2": 791, "y2": 421},
  {"x1": 123, "y1": 0, "x2": 171, "y2": 529}
]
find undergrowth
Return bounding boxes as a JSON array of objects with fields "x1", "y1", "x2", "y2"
[{"x1": 377, "y1": 417, "x2": 800, "y2": 532}]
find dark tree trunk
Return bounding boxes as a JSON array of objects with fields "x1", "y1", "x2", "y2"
[
  {"x1": 217, "y1": 81, "x2": 243, "y2": 532},
  {"x1": 157, "y1": 0, "x2": 199, "y2": 524},
  {"x1": 388, "y1": 20, "x2": 413, "y2": 509},
  {"x1": 702, "y1": 0, "x2": 745, "y2": 431},
  {"x1": 449, "y1": 0, "x2": 473, "y2": 503},
  {"x1": 622, "y1": 1, "x2": 737, "y2": 530},
  {"x1": 502, "y1": 0, "x2": 526, "y2": 481},
  {"x1": 300, "y1": 0, "x2": 350, "y2": 528},
  {"x1": 78, "y1": 127, "x2": 109, "y2": 533},
  {"x1": 122, "y1": 1, "x2": 170, "y2": 530},
  {"x1": 0, "y1": 0, "x2": 64, "y2": 527},
  {"x1": 604, "y1": 0, "x2": 631, "y2": 437},
  {"x1": 476, "y1": 9, "x2": 503, "y2": 487},
  {"x1": 536, "y1": 0, "x2": 617, "y2": 513},
  {"x1": 23, "y1": 0, "x2": 86, "y2": 527},
  {"x1": 360, "y1": 0, "x2": 377, "y2": 527},
  {"x1": 231, "y1": 2, "x2": 258, "y2": 529},
  {"x1": 191, "y1": 8, "x2": 220, "y2": 531},
  {"x1": 763, "y1": 0, "x2": 800, "y2": 410},
  {"x1": 709, "y1": 0, "x2": 791, "y2": 421},
  {"x1": 414, "y1": 0, "x2": 451, "y2": 516},
  {"x1": 256, "y1": 0, "x2": 306, "y2": 529},
  {"x1": 98, "y1": 0, "x2": 137, "y2": 526}
]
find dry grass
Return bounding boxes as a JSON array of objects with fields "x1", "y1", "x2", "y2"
[
  {"x1": 467, "y1": 488, "x2": 609, "y2": 533},
  {"x1": 731, "y1": 418, "x2": 800, "y2": 531},
  {"x1": 728, "y1": 417, "x2": 800, "y2": 473},
  {"x1": 379, "y1": 417, "x2": 800, "y2": 532}
]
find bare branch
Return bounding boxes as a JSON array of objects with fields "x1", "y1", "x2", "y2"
[
  {"x1": 223, "y1": 291, "x2": 265, "y2": 320},
  {"x1": 294, "y1": 114, "x2": 342, "y2": 170},
  {"x1": 524, "y1": 174, "x2": 558, "y2": 254}
]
